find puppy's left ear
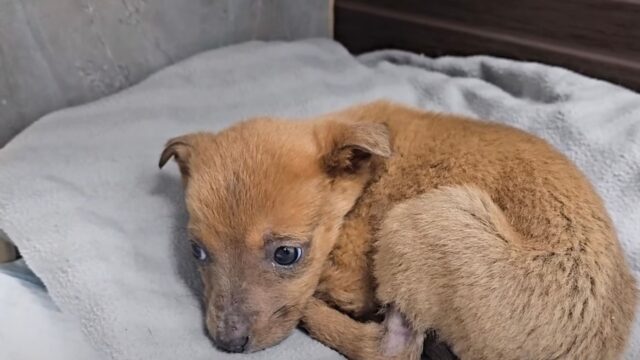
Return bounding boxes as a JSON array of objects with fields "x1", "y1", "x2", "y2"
[
  {"x1": 159, "y1": 135, "x2": 193, "y2": 178},
  {"x1": 322, "y1": 122, "x2": 391, "y2": 176}
]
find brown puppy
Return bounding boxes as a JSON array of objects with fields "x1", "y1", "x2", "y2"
[{"x1": 159, "y1": 101, "x2": 637, "y2": 358}]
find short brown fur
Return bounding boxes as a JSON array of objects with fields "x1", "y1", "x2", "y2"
[{"x1": 160, "y1": 101, "x2": 637, "y2": 358}]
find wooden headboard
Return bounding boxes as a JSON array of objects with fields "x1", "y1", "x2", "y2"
[{"x1": 334, "y1": 0, "x2": 640, "y2": 91}]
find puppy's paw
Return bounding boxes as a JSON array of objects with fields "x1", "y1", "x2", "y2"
[{"x1": 380, "y1": 307, "x2": 424, "y2": 360}]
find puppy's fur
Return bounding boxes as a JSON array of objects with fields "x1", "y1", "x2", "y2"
[{"x1": 160, "y1": 101, "x2": 637, "y2": 359}]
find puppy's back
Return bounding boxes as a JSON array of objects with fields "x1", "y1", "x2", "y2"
[{"x1": 345, "y1": 101, "x2": 638, "y2": 358}]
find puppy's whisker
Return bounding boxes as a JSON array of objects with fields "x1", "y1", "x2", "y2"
[
  {"x1": 271, "y1": 304, "x2": 292, "y2": 319},
  {"x1": 271, "y1": 304, "x2": 300, "y2": 320}
]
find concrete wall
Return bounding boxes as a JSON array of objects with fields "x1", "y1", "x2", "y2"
[{"x1": 0, "y1": 0, "x2": 331, "y2": 146}]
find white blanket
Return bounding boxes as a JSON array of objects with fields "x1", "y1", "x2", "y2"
[
  {"x1": 0, "y1": 39, "x2": 637, "y2": 359},
  {"x1": 0, "y1": 260, "x2": 100, "y2": 359}
]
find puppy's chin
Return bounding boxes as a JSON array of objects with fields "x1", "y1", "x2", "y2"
[
  {"x1": 246, "y1": 333, "x2": 291, "y2": 353},
  {"x1": 247, "y1": 316, "x2": 302, "y2": 352}
]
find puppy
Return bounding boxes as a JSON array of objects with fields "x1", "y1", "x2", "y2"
[{"x1": 159, "y1": 101, "x2": 637, "y2": 358}]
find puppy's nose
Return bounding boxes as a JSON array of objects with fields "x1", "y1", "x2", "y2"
[
  {"x1": 215, "y1": 334, "x2": 249, "y2": 353},
  {"x1": 212, "y1": 314, "x2": 251, "y2": 353}
]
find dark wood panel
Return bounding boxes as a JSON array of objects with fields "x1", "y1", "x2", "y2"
[
  {"x1": 356, "y1": 0, "x2": 640, "y2": 57},
  {"x1": 335, "y1": 0, "x2": 640, "y2": 91}
]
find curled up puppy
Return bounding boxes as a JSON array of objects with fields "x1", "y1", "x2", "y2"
[{"x1": 159, "y1": 101, "x2": 637, "y2": 359}]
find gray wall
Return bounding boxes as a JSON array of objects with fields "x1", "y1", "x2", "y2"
[{"x1": 0, "y1": 0, "x2": 331, "y2": 146}]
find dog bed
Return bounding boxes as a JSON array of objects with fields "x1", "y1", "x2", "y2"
[{"x1": 0, "y1": 39, "x2": 637, "y2": 359}]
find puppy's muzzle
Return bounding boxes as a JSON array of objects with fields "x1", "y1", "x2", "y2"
[{"x1": 209, "y1": 311, "x2": 251, "y2": 353}]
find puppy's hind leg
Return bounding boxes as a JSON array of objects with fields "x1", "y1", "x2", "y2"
[{"x1": 373, "y1": 185, "x2": 524, "y2": 359}]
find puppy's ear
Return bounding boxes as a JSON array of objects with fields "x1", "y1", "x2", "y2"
[
  {"x1": 322, "y1": 122, "x2": 391, "y2": 176},
  {"x1": 159, "y1": 136, "x2": 193, "y2": 177}
]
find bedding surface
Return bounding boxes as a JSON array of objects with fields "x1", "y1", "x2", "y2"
[
  {"x1": 0, "y1": 39, "x2": 637, "y2": 359},
  {"x1": 0, "y1": 260, "x2": 101, "y2": 359}
]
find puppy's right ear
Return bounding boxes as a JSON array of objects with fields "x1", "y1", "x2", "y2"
[{"x1": 159, "y1": 136, "x2": 193, "y2": 178}]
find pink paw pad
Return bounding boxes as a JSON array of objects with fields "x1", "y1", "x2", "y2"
[{"x1": 381, "y1": 307, "x2": 415, "y2": 357}]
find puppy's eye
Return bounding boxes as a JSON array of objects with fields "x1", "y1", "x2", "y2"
[
  {"x1": 191, "y1": 242, "x2": 208, "y2": 262},
  {"x1": 273, "y1": 246, "x2": 302, "y2": 266}
]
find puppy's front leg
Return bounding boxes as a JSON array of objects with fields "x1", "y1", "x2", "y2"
[{"x1": 301, "y1": 298, "x2": 423, "y2": 360}]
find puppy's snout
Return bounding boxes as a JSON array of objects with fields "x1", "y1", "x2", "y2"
[{"x1": 210, "y1": 313, "x2": 251, "y2": 353}]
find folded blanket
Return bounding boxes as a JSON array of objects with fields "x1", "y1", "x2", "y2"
[
  {"x1": 0, "y1": 39, "x2": 637, "y2": 359},
  {"x1": 0, "y1": 260, "x2": 101, "y2": 360}
]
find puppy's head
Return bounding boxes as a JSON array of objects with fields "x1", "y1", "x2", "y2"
[{"x1": 159, "y1": 114, "x2": 390, "y2": 352}]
